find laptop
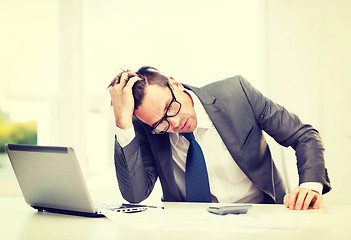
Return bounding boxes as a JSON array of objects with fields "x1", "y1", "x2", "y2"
[{"x1": 5, "y1": 143, "x2": 147, "y2": 217}]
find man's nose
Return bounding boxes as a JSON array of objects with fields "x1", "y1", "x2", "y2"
[{"x1": 167, "y1": 115, "x2": 180, "y2": 128}]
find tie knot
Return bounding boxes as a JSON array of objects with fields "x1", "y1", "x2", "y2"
[{"x1": 181, "y1": 132, "x2": 195, "y2": 142}]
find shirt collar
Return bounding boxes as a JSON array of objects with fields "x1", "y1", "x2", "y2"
[
  {"x1": 169, "y1": 89, "x2": 212, "y2": 143},
  {"x1": 187, "y1": 89, "x2": 212, "y2": 130}
]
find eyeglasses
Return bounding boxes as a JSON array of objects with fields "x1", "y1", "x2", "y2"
[{"x1": 151, "y1": 83, "x2": 182, "y2": 134}]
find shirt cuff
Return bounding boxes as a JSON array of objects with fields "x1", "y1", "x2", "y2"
[
  {"x1": 299, "y1": 182, "x2": 323, "y2": 194},
  {"x1": 115, "y1": 126, "x2": 136, "y2": 148}
]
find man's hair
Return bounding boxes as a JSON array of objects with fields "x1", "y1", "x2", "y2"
[{"x1": 108, "y1": 66, "x2": 169, "y2": 110}]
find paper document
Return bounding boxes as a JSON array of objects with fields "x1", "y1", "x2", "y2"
[{"x1": 102, "y1": 205, "x2": 345, "y2": 233}]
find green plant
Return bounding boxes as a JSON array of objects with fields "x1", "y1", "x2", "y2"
[{"x1": 0, "y1": 113, "x2": 37, "y2": 153}]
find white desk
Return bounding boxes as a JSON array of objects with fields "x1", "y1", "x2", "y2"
[{"x1": 0, "y1": 197, "x2": 350, "y2": 240}]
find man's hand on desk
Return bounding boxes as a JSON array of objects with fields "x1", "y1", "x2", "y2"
[{"x1": 283, "y1": 187, "x2": 322, "y2": 210}]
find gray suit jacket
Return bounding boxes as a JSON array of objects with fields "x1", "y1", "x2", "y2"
[{"x1": 114, "y1": 76, "x2": 331, "y2": 204}]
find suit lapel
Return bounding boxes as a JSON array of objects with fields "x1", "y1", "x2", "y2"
[
  {"x1": 185, "y1": 85, "x2": 250, "y2": 177},
  {"x1": 150, "y1": 132, "x2": 183, "y2": 201}
]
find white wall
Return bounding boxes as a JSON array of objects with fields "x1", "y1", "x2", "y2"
[
  {"x1": 266, "y1": 0, "x2": 351, "y2": 205},
  {"x1": 81, "y1": 0, "x2": 266, "y2": 91}
]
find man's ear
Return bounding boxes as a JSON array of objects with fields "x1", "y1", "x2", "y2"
[{"x1": 169, "y1": 77, "x2": 185, "y2": 91}]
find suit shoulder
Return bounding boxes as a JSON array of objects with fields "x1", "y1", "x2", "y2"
[{"x1": 202, "y1": 75, "x2": 246, "y2": 93}]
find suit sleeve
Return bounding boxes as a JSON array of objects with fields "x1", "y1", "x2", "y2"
[
  {"x1": 114, "y1": 118, "x2": 158, "y2": 203},
  {"x1": 238, "y1": 76, "x2": 331, "y2": 194}
]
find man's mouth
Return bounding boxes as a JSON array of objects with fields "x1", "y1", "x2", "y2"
[{"x1": 180, "y1": 118, "x2": 189, "y2": 131}]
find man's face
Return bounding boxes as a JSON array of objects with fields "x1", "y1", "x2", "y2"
[{"x1": 134, "y1": 80, "x2": 197, "y2": 133}]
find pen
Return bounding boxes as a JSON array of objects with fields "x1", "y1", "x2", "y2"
[
  {"x1": 121, "y1": 203, "x2": 164, "y2": 209},
  {"x1": 143, "y1": 205, "x2": 165, "y2": 209}
]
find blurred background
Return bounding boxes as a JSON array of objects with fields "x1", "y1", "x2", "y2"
[{"x1": 0, "y1": 0, "x2": 350, "y2": 205}]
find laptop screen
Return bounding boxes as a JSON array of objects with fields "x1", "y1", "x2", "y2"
[{"x1": 6, "y1": 144, "x2": 96, "y2": 214}]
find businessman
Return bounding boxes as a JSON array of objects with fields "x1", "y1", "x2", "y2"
[{"x1": 108, "y1": 66, "x2": 331, "y2": 210}]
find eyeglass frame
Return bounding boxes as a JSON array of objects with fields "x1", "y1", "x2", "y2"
[{"x1": 151, "y1": 82, "x2": 182, "y2": 134}]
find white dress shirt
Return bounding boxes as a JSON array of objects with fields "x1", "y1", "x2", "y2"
[{"x1": 169, "y1": 90, "x2": 264, "y2": 203}]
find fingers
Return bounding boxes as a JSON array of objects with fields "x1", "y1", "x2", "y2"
[
  {"x1": 124, "y1": 76, "x2": 141, "y2": 91},
  {"x1": 109, "y1": 72, "x2": 140, "y2": 100},
  {"x1": 286, "y1": 188, "x2": 299, "y2": 210},
  {"x1": 283, "y1": 193, "x2": 290, "y2": 208},
  {"x1": 312, "y1": 193, "x2": 323, "y2": 209},
  {"x1": 107, "y1": 71, "x2": 138, "y2": 88},
  {"x1": 284, "y1": 187, "x2": 323, "y2": 210},
  {"x1": 118, "y1": 71, "x2": 138, "y2": 88},
  {"x1": 295, "y1": 187, "x2": 309, "y2": 210},
  {"x1": 301, "y1": 190, "x2": 322, "y2": 210}
]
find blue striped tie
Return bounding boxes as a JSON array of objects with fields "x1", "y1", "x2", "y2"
[{"x1": 181, "y1": 132, "x2": 211, "y2": 203}]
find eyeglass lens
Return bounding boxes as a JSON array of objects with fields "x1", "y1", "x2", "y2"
[{"x1": 155, "y1": 101, "x2": 181, "y2": 131}]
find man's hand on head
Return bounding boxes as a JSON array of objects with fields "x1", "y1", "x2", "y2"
[
  {"x1": 108, "y1": 71, "x2": 141, "y2": 129},
  {"x1": 283, "y1": 187, "x2": 322, "y2": 210}
]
